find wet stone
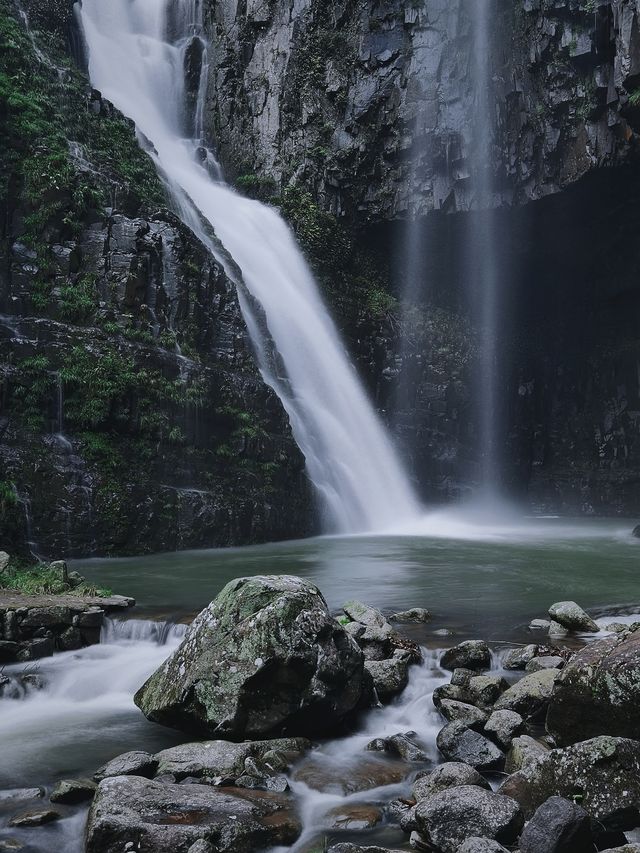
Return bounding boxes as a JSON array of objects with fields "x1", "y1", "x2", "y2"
[
  {"x1": 413, "y1": 762, "x2": 491, "y2": 802},
  {"x1": 8, "y1": 809, "x2": 60, "y2": 827},
  {"x1": 342, "y1": 601, "x2": 387, "y2": 628},
  {"x1": 548, "y1": 601, "x2": 599, "y2": 633},
  {"x1": 50, "y1": 778, "x2": 97, "y2": 804},
  {"x1": 327, "y1": 803, "x2": 383, "y2": 830},
  {"x1": 95, "y1": 750, "x2": 159, "y2": 781},
  {"x1": 415, "y1": 786, "x2": 524, "y2": 853},
  {"x1": 154, "y1": 738, "x2": 309, "y2": 782},
  {"x1": 384, "y1": 731, "x2": 429, "y2": 762},
  {"x1": 518, "y1": 795, "x2": 592, "y2": 853},
  {"x1": 530, "y1": 619, "x2": 552, "y2": 631},
  {"x1": 440, "y1": 640, "x2": 491, "y2": 672},
  {"x1": 390, "y1": 608, "x2": 431, "y2": 623},
  {"x1": 365, "y1": 656, "x2": 409, "y2": 700},
  {"x1": 484, "y1": 710, "x2": 525, "y2": 749},
  {"x1": 0, "y1": 840, "x2": 25, "y2": 852},
  {"x1": 493, "y1": 668, "x2": 560, "y2": 718},
  {"x1": 457, "y1": 839, "x2": 510, "y2": 852},
  {"x1": 525, "y1": 655, "x2": 565, "y2": 672},
  {"x1": 451, "y1": 668, "x2": 476, "y2": 687},
  {"x1": 294, "y1": 756, "x2": 405, "y2": 795},
  {"x1": 85, "y1": 776, "x2": 301, "y2": 853},
  {"x1": 503, "y1": 644, "x2": 539, "y2": 670},
  {"x1": 437, "y1": 721, "x2": 504, "y2": 771},
  {"x1": 467, "y1": 674, "x2": 509, "y2": 709},
  {"x1": 135, "y1": 576, "x2": 369, "y2": 739},
  {"x1": 504, "y1": 735, "x2": 550, "y2": 774},
  {"x1": 0, "y1": 789, "x2": 44, "y2": 804},
  {"x1": 438, "y1": 699, "x2": 488, "y2": 729}
]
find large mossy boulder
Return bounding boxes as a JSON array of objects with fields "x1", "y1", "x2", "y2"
[
  {"x1": 499, "y1": 737, "x2": 640, "y2": 822},
  {"x1": 134, "y1": 576, "x2": 370, "y2": 739},
  {"x1": 547, "y1": 629, "x2": 640, "y2": 744}
]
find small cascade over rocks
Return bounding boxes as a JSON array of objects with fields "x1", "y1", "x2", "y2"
[
  {"x1": 100, "y1": 617, "x2": 187, "y2": 645},
  {"x1": 78, "y1": 0, "x2": 421, "y2": 535}
]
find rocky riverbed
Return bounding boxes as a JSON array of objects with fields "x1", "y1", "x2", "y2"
[{"x1": 2, "y1": 575, "x2": 640, "y2": 853}]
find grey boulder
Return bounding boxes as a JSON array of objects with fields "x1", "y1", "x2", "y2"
[
  {"x1": 493, "y1": 668, "x2": 560, "y2": 718},
  {"x1": 547, "y1": 629, "x2": 640, "y2": 744},
  {"x1": 436, "y1": 721, "x2": 503, "y2": 771},
  {"x1": 548, "y1": 601, "x2": 599, "y2": 633},
  {"x1": 439, "y1": 699, "x2": 488, "y2": 728},
  {"x1": 8, "y1": 809, "x2": 60, "y2": 827},
  {"x1": 414, "y1": 785, "x2": 523, "y2": 853},
  {"x1": 503, "y1": 644, "x2": 539, "y2": 670},
  {"x1": 49, "y1": 778, "x2": 97, "y2": 804},
  {"x1": 440, "y1": 641, "x2": 491, "y2": 672},
  {"x1": 390, "y1": 608, "x2": 431, "y2": 623},
  {"x1": 383, "y1": 731, "x2": 429, "y2": 762},
  {"x1": 94, "y1": 750, "x2": 158, "y2": 781},
  {"x1": 135, "y1": 576, "x2": 369, "y2": 738},
  {"x1": 365, "y1": 655, "x2": 409, "y2": 700},
  {"x1": 85, "y1": 775, "x2": 301, "y2": 853},
  {"x1": 154, "y1": 738, "x2": 309, "y2": 782},
  {"x1": 526, "y1": 655, "x2": 565, "y2": 672},
  {"x1": 412, "y1": 762, "x2": 491, "y2": 802},
  {"x1": 456, "y1": 839, "x2": 510, "y2": 852},
  {"x1": 504, "y1": 735, "x2": 550, "y2": 774},
  {"x1": 518, "y1": 795, "x2": 592, "y2": 853},
  {"x1": 484, "y1": 710, "x2": 525, "y2": 749},
  {"x1": 499, "y1": 736, "x2": 640, "y2": 820}
]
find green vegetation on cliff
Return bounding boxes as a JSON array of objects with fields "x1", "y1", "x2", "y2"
[
  {"x1": 0, "y1": 2, "x2": 310, "y2": 557},
  {"x1": 278, "y1": 186, "x2": 396, "y2": 321}
]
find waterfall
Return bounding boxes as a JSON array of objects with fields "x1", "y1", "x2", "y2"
[
  {"x1": 77, "y1": 0, "x2": 420, "y2": 534},
  {"x1": 467, "y1": 0, "x2": 502, "y2": 495}
]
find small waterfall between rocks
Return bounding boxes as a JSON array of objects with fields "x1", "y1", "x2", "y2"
[{"x1": 77, "y1": 0, "x2": 421, "y2": 535}]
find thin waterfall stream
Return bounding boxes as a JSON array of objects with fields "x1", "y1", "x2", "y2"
[
  {"x1": 467, "y1": 0, "x2": 501, "y2": 496},
  {"x1": 77, "y1": 0, "x2": 421, "y2": 535}
]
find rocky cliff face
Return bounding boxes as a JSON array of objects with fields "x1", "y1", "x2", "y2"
[
  {"x1": 0, "y1": 0, "x2": 312, "y2": 557},
  {"x1": 203, "y1": 0, "x2": 640, "y2": 513},
  {"x1": 204, "y1": 0, "x2": 640, "y2": 218},
  {"x1": 2, "y1": 0, "x2": 640, "y2": 560}
]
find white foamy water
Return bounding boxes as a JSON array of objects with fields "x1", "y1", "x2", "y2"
[
  {"x1": 372, "y1": 503, "x2": 636, "y2": 543},
  {"x1": 77, "y1": 0, "x2": 420, "y2": 535},
  {"x1": 270, "y1": 649, "x2": 448, "y2": 851},
  {"x1": 0, "y1": 619, "x2": 186, "y2": 851},
  {"x1": 0, "y1": 625, "x2": 448, "y2": 852},
  {"x1": 0, "y1": 619, "x2": 185, "y2": 791}
]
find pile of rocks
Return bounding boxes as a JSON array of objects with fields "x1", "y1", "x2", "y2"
[
  {"x1": 396, "y1": 604, "x2": 640, "y2": 853},
  {"x1": 0, "y1": 590, "x2": 134, "y2": 666},
  {"x1": 341, "y1": 599, "x2": 422, "y2": 701},
  {"x1": 7, "y1": 581, "x2": 640, "y2": 853}
]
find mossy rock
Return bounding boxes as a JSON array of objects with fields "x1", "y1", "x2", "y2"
[{"x1": 135, "y1": 575, "x2": 371, "y2": 739}]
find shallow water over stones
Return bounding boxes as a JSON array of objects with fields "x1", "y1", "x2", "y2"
[{"x1": 2, "y1": 519, "x2": 640, "y2": 851}]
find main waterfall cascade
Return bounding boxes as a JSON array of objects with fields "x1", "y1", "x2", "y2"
[{"x1": 78, "y1": 0, "x2": 421, "y2": 534}]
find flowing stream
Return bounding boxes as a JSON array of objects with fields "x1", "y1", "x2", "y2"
[
  {"x1": 77, "y1": 0, "x2": 420, "y2": 535},
  {"x1": 2, "y1": 522, "x2": 639, "y2": 852}
]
